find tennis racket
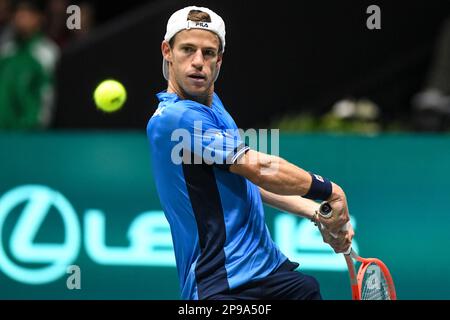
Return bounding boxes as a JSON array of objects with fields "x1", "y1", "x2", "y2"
[{"x1": 318, "y1": 202, "x2": 397, "y2": 300}]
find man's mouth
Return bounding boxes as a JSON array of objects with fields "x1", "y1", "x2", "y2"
[{"x1": 188, "y1": 74, "x2": 206, "y2": 82}]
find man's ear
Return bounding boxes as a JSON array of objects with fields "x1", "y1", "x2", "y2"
[
  {"x1": 212, "y1": 53, "x2": 223, "y2": 82},
  {"x1": 216, "y1": 53, "x2": 223, "y2": 69},
  {"x1": 161, "y1": 41, "x2": 172, "y2": 62}
]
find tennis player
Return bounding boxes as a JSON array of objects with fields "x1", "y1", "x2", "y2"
[{"x1": 147, "y1": 6, "x2": 354, "y2": 300}]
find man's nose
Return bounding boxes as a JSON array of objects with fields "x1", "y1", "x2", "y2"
[{"x1": 191, "y1": 50, "x2": 204, "y2": 69}]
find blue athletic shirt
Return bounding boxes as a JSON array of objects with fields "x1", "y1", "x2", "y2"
[{"x1": 146, "y1": 91, "x2": 288, "y2": 299}]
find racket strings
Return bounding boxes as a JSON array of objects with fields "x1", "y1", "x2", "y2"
[{"x1": 361, "y1": 263, "x2": 391, "y2": 300}]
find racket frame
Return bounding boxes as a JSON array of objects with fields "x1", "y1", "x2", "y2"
[
  {"x1": 349, "y1": 251, "x2": 397, "y2": 300},
  {"x1": 317, "y1": 202, "x2": 396, "y2": 300}
]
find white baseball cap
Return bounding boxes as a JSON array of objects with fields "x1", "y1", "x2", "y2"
[{"x1": 162, "y1": 6, "x2": 226, "y2": 81}]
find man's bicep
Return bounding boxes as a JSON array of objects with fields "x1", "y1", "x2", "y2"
[{"x1": 229, "y1": 149, "x2": 262, "y2": 181}]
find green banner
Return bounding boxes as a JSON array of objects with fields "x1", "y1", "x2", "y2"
[{"x1": 1, "y1": 132, "x2": 449, "y2": 299}]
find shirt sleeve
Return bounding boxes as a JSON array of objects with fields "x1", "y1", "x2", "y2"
[{"x1": 172, "y1": 103, "x2": 249, "y2": 170}]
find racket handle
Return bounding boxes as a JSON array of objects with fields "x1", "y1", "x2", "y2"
[
  {"x1": 318, "y1": 201, "x2": 333, "y2": 218},
  {"x1": 318, "y1": 201, "x2": 352, "y2": 255}
]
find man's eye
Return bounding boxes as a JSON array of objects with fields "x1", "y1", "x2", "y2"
[
  {"x1": 182, "y1": 47, "x2": 194, "y2": 53},
  {"x1": 204, "y1": 50, "x2": 216, "y2": 57}
]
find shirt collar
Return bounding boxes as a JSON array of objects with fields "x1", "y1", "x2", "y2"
[
  {"x1": 156, "y1": 91, "x2": 180, "y2": 102},
  {"x1": 156, "y1": 91, "x2": 220, "y2": 109}
]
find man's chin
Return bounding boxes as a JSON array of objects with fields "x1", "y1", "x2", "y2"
[{"x1": 184, "y1": 87, "x2": 210, "y2": 98}]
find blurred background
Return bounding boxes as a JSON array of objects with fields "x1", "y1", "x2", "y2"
[
  {"x1": 1, "y1": 0, "x2": 450, "y2": 132},
  {"x1": 1, "y1": 0, "x2": 450, "y2": 300}
]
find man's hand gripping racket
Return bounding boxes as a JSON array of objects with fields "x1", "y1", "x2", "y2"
[{"x1": 318, "y1": 202, "x2": 397, "y2": 300}]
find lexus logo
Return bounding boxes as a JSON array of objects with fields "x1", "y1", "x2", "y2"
[{"x1": 0, "y1": 185, "x2": 80, "y2": 284}]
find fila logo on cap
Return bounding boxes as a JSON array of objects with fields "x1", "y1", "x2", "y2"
[
  {"x1": 196, "y1": 22, "x2": 208, "y2": 28},
  {"x1": 186, "y1": 20, "x2": 210, "y2": 30}
]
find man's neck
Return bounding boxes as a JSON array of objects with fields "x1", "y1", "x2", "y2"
[{"x1": 167, "y1": 81, "x2": 213, "y2": 107}]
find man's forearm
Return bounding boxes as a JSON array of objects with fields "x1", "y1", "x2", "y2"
[
  {"x1": 259, "y1": 187, "x2": 319, "y2": 220},
  {"x1": 231, "y1": 150, "x2": 343, "y2": 200},
  {"x1": 231, "y1": 150, "x2": 313, "y2": 196}
]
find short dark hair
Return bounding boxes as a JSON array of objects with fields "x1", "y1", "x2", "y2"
[{"x1": 187, "y1": 10, "x2": 211, "y2": 23}]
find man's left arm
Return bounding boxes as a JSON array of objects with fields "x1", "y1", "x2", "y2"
[
  {"x1": 258, "y1": 187, "x2": 319, "y2": 220},
  {"x1": 259, "y1": 187, "x2": 352, "y2": 253}
]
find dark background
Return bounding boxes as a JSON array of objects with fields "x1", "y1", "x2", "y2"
[{"x1": 54, "y1": 0, "x2": 450, "y2": 129}]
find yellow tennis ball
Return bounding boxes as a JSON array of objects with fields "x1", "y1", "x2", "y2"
[{"x1": 93, "y1": 79, "x2": 127, "y2": 112}]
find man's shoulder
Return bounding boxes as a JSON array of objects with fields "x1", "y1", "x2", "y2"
[
  {"x1": 150, "y1": 99, "x2": 191, "y2": 121},
  {"x1": 152, "y1": 98, "x2": 214, "y2": 123},
  {"x1": 147, "y1": 99, "x2": 195, "y2": 135}
]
